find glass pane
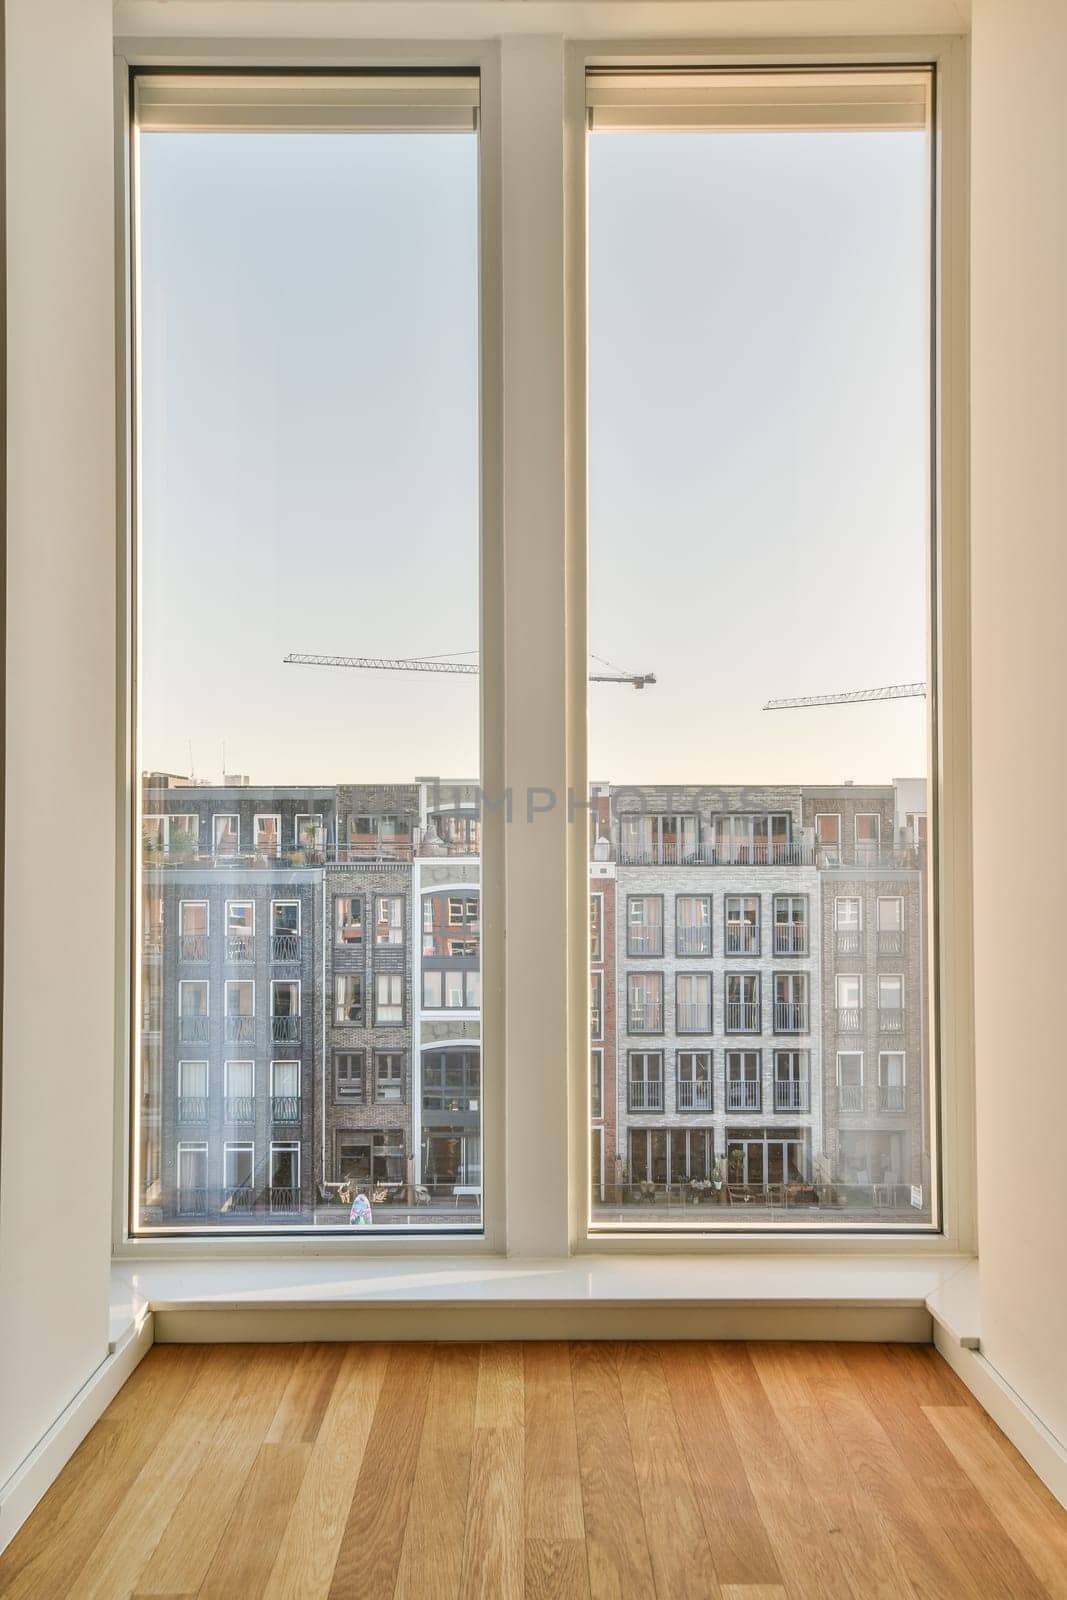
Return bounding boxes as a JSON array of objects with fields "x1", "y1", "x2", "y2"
[
  {"x1": 589, "y1": 70, "x2": 934, "y2": 1229},
  {"x1": 134, "y1": 85, "x2": 481, "y2": 1232}
]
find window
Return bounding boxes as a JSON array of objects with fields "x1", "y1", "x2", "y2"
[
  {"x1": 676, "y1": 894, "x2": 711, "y2": 956},
  {"x1": 816, "y1": 815, "x2": 842, "y2": 865},
  {"x1": 591, "y1": 1049, "x2": 604, "y2": 1118},
  {"x1": 878, "y1": 974, "x2": 905, "y2": 1030},
  {"x1": 590, "y1": 972, "x2": 603, "y2": 1040},
  {"x1": 773, "y1": 972, "x2": 809, "y2": 1034},
  {"x1": 724, "y1": 895, "x2": 759, "y2": 956},
  {"x1": 375, "y1": 973, "x2": 404, "y2": 1026},
  {"x1": 422, "y1": 968, "x2": 480, "y2": 1010},
  {"x1": 774, "y1": 1051, "x2": 810, "y2": 1113},
  {"x1": 837, "y1": 1051, "x2": 865, "y2": 1111},
  {"x1": 335, "y1": 1051, "x2": 365, "y2": 1103},
  {"x1": 627, "y1": 971, "x2": 663, "y2": 1033},
  {"x1": 877, "y1": 896, "x2": 904, "y2": 953},
  {"x1": 725, "y1": 973, "x2": 760, "y2": 1033},
  {"x1": 132, "y1": 72, "x2": 480, "y2": 1234},
  {"x1": 835, "y1": 896, "x2": 862, "y2": 954},
  {"x1": 422, "y1": 891, "x2": 479, "y2": 957},
  {"x1": 375, "y1": 1052, "x2": 404, "y2": 1103},
  {"x1": 627, "y1": 894, "x2": 663, "y2": 956},
  {"x1": 907, "y1": 811, "x2": 928, "y2": 846},
  {"x1": 726, "y1": 1051, "x2": 761, "y2": 1112},
  {"x1": 619, "y1": 812, "x2": 698, "y2": 864},
  {"x1": 773, "y1": 895, "x2": 808, "y2": 956},
  {"x1": 335, "y1": 896, "x2": 363, "y2": 947},
  {"x1": 879, "y1": 1051, "x2": 906, "y2": 1111},
  {"x1": 677, "y1": 1050, "x2": 712, "y2": 1112},
  {"x1": 335, "y1": 974, "x2": 363, "y2": 1025},
  {"x1": 676, "y1": 972, "x2": 712, "y2": 1033},
  {"x1": 589, "y1": 894, "x2": 603, "y2": 962},
  {"x1": 836, "y1": 974, "x2": 863, "y2": 1031},
  {"x1": 375, "y1": 896, "x2": 404, "y2": 947},
  {"x1": 628, "y1": 1050, "x2": 664, "y2": 1112},
  {"x1": 856, "y1": 813, "x2": 881, "y2": 854}
]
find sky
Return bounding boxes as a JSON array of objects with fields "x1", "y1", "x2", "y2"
[{"x1": 139, "y1": 122, "x2": 929, "y2": 790}]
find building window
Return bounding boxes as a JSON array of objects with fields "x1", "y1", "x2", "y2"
[
  {"x1": 589, "y1": 894, "x2": 603, "y2": 962},
  {"x1": 335, "y1": 973, "x2": 363, "y2": 1025},
  {"x1": 627, "y1": 971, "x2": 663, "y2": 1033},
  {"x1": 294, "y1": 813, "x2": 324, "y2": 854},
  {"x1": 774, "y1": 1051, "x2": 810, "y2": 1113},
  {"x1": 714, "y1": 814, "x2": 791, "y2": 865},
  {"x1": 178, "y1": 900, "x2": 208, "y2": 961},
  {"x1": 906, "y1": 811, "x2": 927, "y2": 846},
  {"x1": 676, "y1": 894, "x2": 711, "y2": 956},
  {"x1": 590, "y1": 972, "x2": 603, "y2": 1040},
  {"x1": 176, "y1": 1143, "x2": 208, "y2": 1215},
  {"x1": 335, "y1": 1051, "x2": 365, "y2": 1103},
  {"x1": 225, "y1": 901, "x2": 254, "y2": 962},
  {"x1": 177, "y1": 1060, "x2": 208, "y2": 1122},
  {"x1": 879, "y1": 1051, "x2": 906, "y2": 1111},
  {"x1": 224, "y1": 979, "x2": 254, "y2": 1042},
  {"x1": 422, "y1": 891, "x2": 479, "y2": 957},
  {"x1": 375, "y1": 972, "x2": 403, "y2": 1026},
  {"x1": 724, "y1": 895, "x2": 759, "y2": 956},
  {"x1": 877, "y1": 896, "x2": 904, "y2": 953},
  {"x1": 726, "y1": 1050, "x2": 761, "y2": 1112},
  {"x1": 816, "y1": 814, "x2": 842, "y2": 864},
  {"x1": 773, "y1": 895, "x2": 808, "y2": 956},
  {"x1": 213, "y1": 813, "x2": 239, "y2": 856},
  {"x1": 222, "y1": 1143, "x2": 255, "y2": 1211},
  {"x1": 619, "y1": 813, "x2": 698, "y2": 865},
  {"x1": 270, "y1": 1060, "x2": 301, "y2": 1122},
  {"x1": 677, "y1": 1050, "x2": 712, "y2": 1112},
  {"x1": 271, "y1": 901, "x2": 300, "y2": 961},
  {"x1": 375, "y1": 895, "x2": 404, "y2": 947},
  {"x1": 627, "y1": 894, "x2": 663, "y2": 957},
  {"x1": 271, "y1": 980, "x2": 300, "y2": 1042},
  {"x1": 835, "y1": 896, "x2": 862, "y2": 954},
  {"x1": 335, "y1": 896, "x2": 363, "y2": 947},
  {"x1": 878, "y1": 974, "x2": 905, "y2": 1030},
  {"x1": 773, "y1": 972, "x2": 809, "y2": 1034},
  {"x1": 166, "y1": 814, "x2": 200, "y2": 858},
  {"x1": 224, "y1": 1060, "x2": 254, "y2": 1122},
  {"x1": 591, "y1": 1049, "x2": 603, "y2": 1118},
  {"x1": 253, "y1": 814, "x2": 281, "y2": 857},
  {"x1": 628, "y1": 1050, "x2": 664, "y2": 1112},
  {"x1": 725, "y1": 973, "x2": 760, "y2": 1033},
  {"x1": 375, "y1": 1052, "x2": 404, "y2": 1103},
  {"x1": 269, "y1": 1143, "x2": 300, "y2": 1212},
  {"x1": 836, "y1": 974, "x2": 863, "y2": 1032},
  {"x1": 178, "y1": 979, "x2": 209, "y2": 1043},
  {"x1": 422, "y1": 969, "x2": 480, "y2": 1010},
  {"x1": 676, "y1": 972, "x2": 712, "y2": 1033},
  {"x1": 855, "y1": 813, "x2": 881, "y2": 854},
  {"x1": 837, "y1": 1051, "x2": 865, "y2": 1111}
]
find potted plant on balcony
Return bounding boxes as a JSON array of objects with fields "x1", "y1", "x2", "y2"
[{"x1": 168, "y1": 825, "x2": 198, "y2": 861}]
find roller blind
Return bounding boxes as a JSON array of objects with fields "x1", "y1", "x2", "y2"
[
  {"x1": 134, "y1": 73, "x2": 480, "y2": 134},
  {"x1": 587, "y1": 69, "x2": 930, "y2": 133}
]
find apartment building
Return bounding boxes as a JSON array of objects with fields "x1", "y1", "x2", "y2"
[{"x1": 590, "y1": 788, "x2": 618, "y2": 1200}]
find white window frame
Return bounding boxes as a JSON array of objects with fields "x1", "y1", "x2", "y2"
[
  {"x1": 835, "y1": 896, "x2": 863, "y2": 930},
  {"x1": 213, "y1": 812, "x2": 240, "y2": 854},
  {"x1": 293, "y1": 812, "x2": 323, "y2": 847},
  {"x1": 117, "y1": 35, "x2": 971, "y2": 1260},
  {"x1": 271, "y1": 898, "x2": 301, "y2": 936},
  {"x1": 177, "y1": 1059, "x2": 208, "y2": 1098},
  {"x1": 855, "y1": 812, "x2": 882, "y2": 847},
  {"x1": 253, "y1": 813, "x2": 282, "y2": 855},
  {"x1": 224, "y1": 1059, "x2": 254, "y2": 1101}
]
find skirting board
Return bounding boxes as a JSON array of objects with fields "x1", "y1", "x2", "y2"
[{"x1": 0, "y1": 1311, "x2": 155, "y2": 1556}]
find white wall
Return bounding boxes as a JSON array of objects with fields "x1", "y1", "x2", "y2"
[
  {"x1": 971, "y1": 0, "x2": 1067, "y2": 1449},
  {"x1": 0, "y1": 0, "x2": 117, "y2": 1495}
]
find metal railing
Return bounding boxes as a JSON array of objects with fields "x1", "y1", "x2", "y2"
[
  {"x1": 272, "y1": 932, "x2": 300, "y2": 962},
  {"x1": 627, "y1": 1003, "x2": 663, "y2": 1032},
  {"x1": 676, "y1": 926, "x2": 712, "y2": 956},
  {"x1": 618, "y1": 841, "x2": 814, "y2": 867},
  {"x1": 628, "y1": 1080, "x2": 663, "y2": 1111},
  {"x1": 726, "y1": 1079, "x2": 761, "y2": 1111},
  {"x1": 179, "y1": 1015, "x2": 209, "y2": 1043},
  {"x1": 676, "y1": 1002, "x2": 713, "y2": 1033},
  {"x1": 836, "y1": 1006, "x2": 862, "y2": 1032},
  {"x1": 225, "y1": 1014, "x2": 255, "y2": 1042},
  {"x1": 774, "y1": 1001, "x2": 809, "y2": 1033},
  {"x1": 835, "y1": 929, "x2": 862, "y2": 955},
  {"x1": 725, "y1": 923, "x2": 759, "y2": 955},
  {"x1": 838, "y1": 1083, "x2": 863, "y2": 1111},
  {"x1": 774, "y1": 1078, "x2": 810, "y2": 1112},
  {"x1": 877, "y1": 929, "x2": 904, "y2": 954},
  {"x1": 773, "y1": 923, "x2": 808, "y2": 955},
  {"x1": 177, "y1": 1186, "x2": 208, "y2": 1216},
  {"x1": 725, "y1": 1000, "x2": 760, "y2": 1032},
  {"x1": 271, "y1": 1015, "x2": 300, "y2": 1042},
  {"x1": 271, "y1": 1095, "x2": 301, "y2": 1123},
  {"x1": 627, "y1": 926, "x2": 663, "y2": 956},
  {"x1": 179, "y1": 932, "x2": 207, "y2": 961},
  {"x1": 677, "y1": 1078, "x2": 712, "y2": 1111},
  {"x1": 879, "y1": 1084, "x2": 906, "y2": 1111},
  {"x1": 878, "y1": 1008, "x2": 905, "y2": 1032},
  {"x1": 224, "y1": 1095, "x2": 255, "y2": 1122},
  {"x1": 226, "y1": 934, "x2": 255, "y2": 962},
  {"x1": 222, "y1": 1185, "x2": 255, "y2": 1214},
  {"x1": 270, "y1": 1186, "x2": 301, "y2": 1214},
  {"x1": 177, "y1": 1096, "x2": 207, "y2": 1122}
]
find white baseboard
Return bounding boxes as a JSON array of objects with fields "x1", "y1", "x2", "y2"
[
  {"x1": 0, "y1": 1311, "x2": 155, "y2": 1557},
  {"x1": 933, "y1": 1324, "x2": 1067, "y2": 1511}
]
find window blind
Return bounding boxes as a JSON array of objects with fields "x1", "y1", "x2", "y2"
[
  {"x1": 134, "y1": 73, "x2": 480, "y2": 134},
  {"x1": 587, "y1": 69, "x2": 930, "y2": 133}
]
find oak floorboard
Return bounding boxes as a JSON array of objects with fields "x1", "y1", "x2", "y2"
[
  {"x1": 393, "y1": 1344, "x2": 479, "y2": 1600},
  {"x1": 197, "y1": 1441, "x2": 312, "y2": 1600},
  {"x1": 265, "y1": 1344, "x2": 345, "y2": 1446},
  {"x1": 458, "y1": 1345, "x2": 525, "y2": 1600},
  {"x1": 570, "y1": 1343, "x2": 656, "y2": 1600}
]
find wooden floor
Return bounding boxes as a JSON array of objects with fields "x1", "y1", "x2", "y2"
[{"x1": 2, "y1": 1342, "x2": 1066, "y2": 1600}]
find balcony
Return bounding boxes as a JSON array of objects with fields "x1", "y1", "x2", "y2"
[
  {"x1": 179, "y1": 1015, "x2": 209, "y2": 1043},
  {"x1": 877, "y1": 929, "x2": 904, "y2": 955},
  {"x1": 271, "y1": 1015, "x2": 300, "y2": 1043},
  {"x1": 677, "y1": 1078, "x2": 712, "y2": 1111},
  {"x1": 628, "y1": 1080, "x2": 663, "y2": 1112},
  {"x1": 224, "y1": 1095, "x2": 255, "y2": 1122},
  {"x1": 836, "y1": 1007, "x2": 862, "y2": 1033},
  {"x1": 725, "y1": 923, "x2": 759, "y2": 956},
  {"x1": 726, "y1": 1079, "x2": 761, "y2": 1111},
  {"x1": 774, "y1": 1001, "x2": 809, "y2": 1034},
  {"x1": 835, "y1": 929, "x2": 862, "y2": 955},
  {"x1": 725, "y1": 1000, "x2": 760, "y2": 1032},
  {"x1": 676, "y1": 1002, "x2": 713, "y2": 1033},
  {"x1": 774, "y1": 1078, "x2": 810, "y2": 1112},
  {"x1": 226, "y1": 933, "x2": 255, "y2": 962},
  {"x1": 179, "y1": 932, "x2": 207, "y2": 961},
  {"x1": 878, "y1": 1008, "x2": 905, "y2": 1033},
  {"x1": 879, "y1": 1084, "x2": 906, "y2": 1111},
  {"x1": 627, "y1": 927, "x2": 663, "y2": 957},
  {"x1": 676, "y1": 926, "x2": 711, "y2": 956},
  {"x1": 225, "y1": 1014, "x2": 255, "y2": 1043},
  {"x1": 177, "y1": 1096, "x2": 207, "y2": 1122},
  {"x1": 627, "y1": 1004, "x2": 663, "y2": 1033},
  {"x1": 272, "y1": 932, "x2": 300, "y2": 962},
  {"x1": 838, "y1": 1083, "x2": 864, "y2": 1111},
  {"x1": 177, "y1": 1187, "x2": 208, "y2": 1216},
  {"x1": 269, "y1": 1186, "x2": 301, "y2": 1214},
  {"x1": 271, "y1": 1094, "x2": 302, "y2": 1123},
  {"x1": 222, "y1": 1185, "x2": 255, "y2": 1214},
  {"x1": 618, "y1": 841, "x2": 814, "y2": 867},
  {"x1": 774, "y1": 923, "x2": 808, "y2": 955}
]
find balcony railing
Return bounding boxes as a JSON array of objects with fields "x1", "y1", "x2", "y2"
[
  {"x1": 224, "y1": 1095, "x2": 255, "y2": 1122},
  {"x1": 774, "y1": 924, "x2": 808, "y2": 955},
  {"x1": 271, "y1": 1094, "x2": 301, "y2": 1123},
  {"x1": 179, "y1": 1015, "x2": 209, "y2": 1043},
  {"x1": 222, "y1": 1185, "x2": 255, "y2": 1214},
  {"x1": 226, "y1": 933, "x2": 255, "y2": 962},
  {"x1": 838, "y1": 1083, "x2": 863, "y2": 1111},
  {"x1": 179, "y1": 932, "x2": 207, "y2": 961},
  {"x1": 878, "y1": 1008, "x2": 905, "y2": 1032},
  {"x1": 272, "y1": 932, "x2": 300, "y2": 962},
  {"x1": 836, "y1": 1006, "x2": 862, "y2": 1032},
  {"x1": 877, "y1": 929, "x2": 904, "y2": 955},
  {"x1": 676, "y1": 1002, "x2": 713, "y2": 1033},
  {"x1": 727, "y1": 1079, "x2": 761, "y2": 1111},
  {"x1": 628, "y1": 1003, "x2": 663, "y2": 1032},
  {"x1": 269, "y1": 1186, "x2": 301, "y2": 1214},
  {"x1": 618, "y1": 841, "x2": 814, "y2": 867},
  {"x1": 271, "y1": 1015, "x2": 300, "y2": 1043},
  {"x1": 774, "y1": 1001, "x2": 809, "y2": 1034},
  {"x1": 725, "y1": 1000, "x2": 760, "y2": 1032},
  {"x1": 677, "y1": 1078, "x2": 712, "y2": 1111},
  {"x1": 177, "y1": 1186, "x2": 208, "y2": 1216},
  {"x1": 725, "y1": 923, "x2": 759, "y2": 955},
  {"x1": 628, "y1": 1080, "x2": 663, "y2": 1111},
  {"x1": 835, "y1": 929, "x2": 862, "y2": 955},
  {"x1": 177, "y1": 1095, "x2": 207, "y2": 1122},
  {"x1": 225, "y1": 1014, "x2": 255, "y2": 1043},
  {"x1": 676, "y1": 926, "x2": 712, "y2": 956},
  {"x1": 627, "y1": 927, "x2": 663, "y2": 957},
  {"x1": 774, "y1": 1078, "x2": 810, "y2": 1112},
  {"x1": 879, "y1": 1084, "x2": 906, "y2": 1111}
]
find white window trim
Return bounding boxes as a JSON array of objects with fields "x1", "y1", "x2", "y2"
[
  {"x1": 224, "y1": 978, "x2": 255, "y2": 1015},
  {"x1": 178, "y1": 899, "x2": 209, "y2": 934},
  {"x1": 177, "y1": 978, "x2": 209, "y2": 1017},
  {"x1": 177, "y1": 1059, "x2": 208, "y2": 1095},
  {"x1": 855, "y1": 812, "x2": 882, "y2": 846},
  {"x1": 224, "y1": 1059, "x2": 255, "y2": 1097},
  {"x1": 271, "y1": 898, "x2": 301, "y2": 936},
  {"x1": 226, "y1": 899, "x2": 255, "y2": 933},
  {"x1": 879, "y1": 1050, "x2": 907, "y2": 1086},
  {"x1": 837, "y1": 1050, "x2": 865, "y2": 1086},
  {"x1": 213, "y1": 812, "x2": 240, "y2": 852},
  {"x1": 253, "y1": 813, "x2": 282, "y2": 855},
  {"x1": 270, "y1": 978, "x2": 301, "y2": 1017}
]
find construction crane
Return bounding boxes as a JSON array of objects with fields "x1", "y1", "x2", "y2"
[
  {"x1": 763, "y1": 681, "x2": 927, "y2": 711},
  {"x1": 284, "y1": 652, "x2": 657, "y2": 689}
]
